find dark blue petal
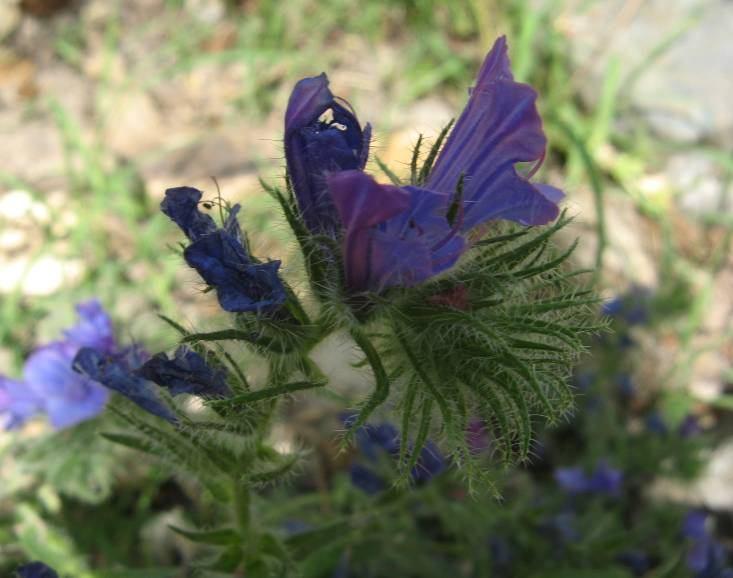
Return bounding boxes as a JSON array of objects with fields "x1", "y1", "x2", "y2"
[
  {"x1": 355, "y1": 422, "x2": 400, "y2": 460},
  {"x1": 410, "y1": 440, "x2": 446, "y2": 484},
  {"x1": 184, "y1": 230, "x2": 286, "y2": 313},
  {"x1": 73, "y1": 347, "x2": 177, "y2": 423},
  {"x1": 617, "y1": 550, "x2": 651, "y2": 577},
  {"x1": 285, "y1": 74, "x2": 371, "y2": 235},
  {"x1": 350, "y1": 463, "x2": 387, "y2": 495},
  {"x1": 426, "y1": 36, "x2": 561, "y2": 230},
  {"x1": 16, "y1": 562, "x2": 59, "y2": 578},
  {"x1": 161, "y1": 186, "x2": 218, "y2": 241},
  {"x1": 587, "y1": 461, "x2": 623, "y2": 495},
  {"x1": 679, "y1": 414, "x2": 702, "y2": 438},
  {"x1": 137, "y1": 346, "x2": 230, "y2": 398}
]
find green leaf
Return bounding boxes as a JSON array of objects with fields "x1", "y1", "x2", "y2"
[
  {"x1": 168, "y1": 525, "x2": 240, "y2": 546},
  {"x1": 285, "y1": 520, "x2": 352, "y2": 559}
]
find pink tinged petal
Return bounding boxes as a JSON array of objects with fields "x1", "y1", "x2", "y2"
[
  {"x1": 329, "y1": 170, "x2": 409, "y2": 230},
  {"x1": 329, "y1": 171, "x2": 410, "y2": 291}
]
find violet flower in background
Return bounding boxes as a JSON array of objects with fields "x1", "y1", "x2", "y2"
[
  {"x1": 15, "y1": 562, "x2": 59, "y2": 578},
  {"x1": 683, "y1": 510, "x2": 733, "y2": 578},
  {"x1": 284, "y1": 73, "x2": 371, "y2": 236},
  {"x1": 0, "y1": 299, "x2": 115, "y2": 430},
  {"x1": 346, "y1": 420, "x2": 445, "y2": 493},
  {"x1": 555, "y1": 460, "x2": 623, "y2": 497},
  {"x1": 161, "y1": 186, "x2": 286, "y2": 313},
  {"x1": 0, "y1": 377, "x2": 40, "y2": 430}
]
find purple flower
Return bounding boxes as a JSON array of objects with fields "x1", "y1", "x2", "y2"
[
  {"x1": 602, "y1": 286, "x2": 652, "y2": 326},
  {"x1": 322, "y1": 36, "x2": 561, "y2": 293},
  {"x1": 284, "y1": 73, "x2": 371, "y2": 236},
  {"x1": 0, "y1": 377, "x2": 40, "y2": 430},
  {"x1": 683, "y1": 511, "x2": 733, "y2": 578},
  {"x1": 410, "y1": 440, "x2": 446, "y2": 484},
  {"x1": 24, "y1": 341, "x2": 109, "y2": 429},
  {"x1": 425, "y1": 36, "x2": 562, "y2": 231},
  {"x1": 15, "y1": 562, "x2": 59, "y2": 578},
  {"x1": 346, "y1": 420, "x2": 445, "y2": 493},
  {"x1": 73, "y1": 347, "x2": 177, "y2": 423},
  {"x1": 679, "y1": 414, "x2": 702, "y2": 438},
  {"x1": 555, "y1": 460, "x2": 623, "y2": 496},
  {"x1": 137, "y1": 346, "x2": 230, "y2": 398},
  {"x1": 162, "y1": 187, "x2": 286, "y2": 313},
  {"x1": 1, "y1": 300, "x2": 115, "y2": 430}
]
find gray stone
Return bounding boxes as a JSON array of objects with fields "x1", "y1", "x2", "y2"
[
  {"x1": 561, "y1": 0, "x2": 733, "y2": 146},
  {"x1": 0, "y1": 0, "x2": 21, "y2": 42}
]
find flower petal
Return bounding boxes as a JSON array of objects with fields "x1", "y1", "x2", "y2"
[
  {"x1": 63, "y1": 299, "x2": 116, "y2": 353},
  {"x1": 24, "y1": 342, "x2": 109, "y2": 429},
  {"x1": 138, "y1": 346, "x2": 230, "y2": 398},
  {"x1": 161, "y1": 186, "x2": 218, "y2": 241},
  {"x1": 183, "y1": 230, "x2": 286, "y2": 313},
  {"x1": 285, "y1": 75, "x2": 371, "y2": 235},
  {"x1": 427, "y1": 36, "x2": 562, "y2": 230},
  {"x1": 73, "y1": 347, "x2": 177, "y2": 423}
]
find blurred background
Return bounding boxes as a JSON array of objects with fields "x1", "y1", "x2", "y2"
[{"x1": 1, "y1": 0, "x2": 732, "y2": 575}]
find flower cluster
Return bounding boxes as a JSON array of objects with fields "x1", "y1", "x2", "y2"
[
  {"x1": 283, "y1": 35, "x2": 563, "y2": 293},
  {"x1": 554, "y1": 460, "x2": 624, "y2": 497}
]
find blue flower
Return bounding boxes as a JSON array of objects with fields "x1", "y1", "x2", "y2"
[
  {"x1": 554, "y1": 460, "x2": 623, "y2": 497},
  {"x1": 617, "y1": 550, "x2": 652, "y2": 577},
  {"x1": 284, "y1": 73, "x2": 371, "y2": 236},
  {"x1": 1, "y1": 377, "x2": 40, "y2": 430},
  {"x1": 73, "y1": 347, "x2": 177, "y2": 423},
  {"x1": 15, "y1": 562, "x2": 59, "y2": 578},
  {"x1": 161, "y1": 187, "x2": 286, "y2": 313},
  {"x1": 349, "y1": 463, "x2": 388, "y2": 495},
  {"x1": 683, "y1": 510, "x2": 733, "y2": 578},
  {"x1": 1, "y1": 300, "x2": 115, "y2": 430},
  {"x1": 137, "y1": 346, "x2": 230, "y2": 398},
  {"x1": 346, "y1": 420, "x2": 446, "y2": 493},
  {"x1": 602, "y1": 286, "x2": 652, "y2": 326}
]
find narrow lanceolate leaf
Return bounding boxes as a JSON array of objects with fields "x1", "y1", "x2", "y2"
[
  {"x1": 168, "y1": 525, "x2": 240, "y2": 546},
  {"x1": 345, "y1": 328, "x2": 392, "y2": 437},
  {"x1": 417, "y1": 118, "x2": 454, "y2": 185},
  {"x1": 375, "y1": 156, "x2": 403, "y2": 186},
  {"x1": 182, "y1": 329, "x2": 293, "y2": 354},
  {"x1": 208, "y1": 380, "x2": 326, "y2": 408},
  {"x1": 410, "y1": 134, "x2": 423, "y2": 185}
]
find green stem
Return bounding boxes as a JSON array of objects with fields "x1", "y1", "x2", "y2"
[{"x1": 233, "y1": 478, "x2": 251, "y2": 538}]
